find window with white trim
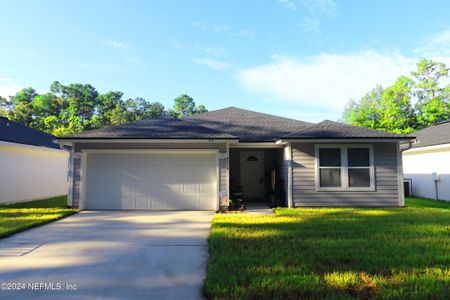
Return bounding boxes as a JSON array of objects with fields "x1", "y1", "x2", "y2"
[{"x1": 316, "y1": 145, "x2": 375, "y2": 191}]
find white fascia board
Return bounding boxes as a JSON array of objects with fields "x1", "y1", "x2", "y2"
[
  {"x1": 403, "y1": 143, "x2": 450, "y2": 155},
  {"x1": 0, "y1": 140, "x2": 67, "y2": 153},
  {"x1": 81, "y1": 149, "x2": 219, "y2": 154},
  {"x1": 229, "y1": 142, "x2": 284, "y2": 148},
  {"x1": 277, "y1": 138, "x2": 415, "y2": 143},
  {"x1": 56, "y1": 138, "x2": 239, "y2": 146}
]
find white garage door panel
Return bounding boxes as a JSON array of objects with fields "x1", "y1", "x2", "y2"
[{"x1": 84, "y1": 152, "x2": 217, "y2": 210}]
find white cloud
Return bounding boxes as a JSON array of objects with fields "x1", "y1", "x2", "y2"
[
  {"x1": 280, "y1": 0, "x2": 337, "y2": 34},
  {"x1": 213, "y1": 24, "x2": 231, "y2": 34},
  {"x1": 101, "y1": 39, "x2": 129, "y2": 49},
  {"x1": 414, "y1": 28, "x2": 450, "y2": 57},
  {"x1": 236, "y1": 25, "x2": 450, "y2": 120},
  {"x1": 124, "y1": 56, "x2": 145, "y2": 65},
  {"x1": 236, "y1": 50, "x2": 418, "y2": 114},
  {"x1": 193, "y1": 21, "x2": 207, "y2": 30},
  {"x1": 279, "y1": 0, "x2": 297, "y2": 11},
  {"x1": 172, "y1": 41, "x2": 186, "y2": 49},
  {"x1": 193, "y1": 58, "x2": 230, "y2": 71},
  {"x1": 236, "y1": 29, "x2": 253, "y2": 37},
  {"x1": 202, "y1": 47, "x2": 228, "y2": 57},
  {"x1": 73, "y1": 62, "x2": 123, "y2": 72},
  {"x1": 194, "y1": 22, "x2": 253, "y2": 37},
  {"x1": 301, "y1": 0, "x2": 337, "y2": 18},
  {"x1": 298, "y1": 17, "x2": 320, "y2": 33},
  {"x1": 0, "y1": 77, "x2": 25, "y2": 98},
  {"x1": 6, "y1": 48, "x2": 37, "y2": 58}
]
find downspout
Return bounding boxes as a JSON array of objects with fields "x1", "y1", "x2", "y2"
[
  {"x1": 287, "y1": 143, "x2": 293, "y2": 208},
  {"x1": 226, "y1": 142, "x2": 230, "y2": 202}
]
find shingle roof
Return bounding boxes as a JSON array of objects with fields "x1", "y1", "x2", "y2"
[
  {"x1": 59, "y1": 107, "x2": 412, "y2": 141},
  {"x1": 282, "y1": 120, "x2": 412, "y2": 139},
  {"x1": 62, "y1": 116, "x2": 238, "y2": 139},
  {"x1": 411, "y1": 120, "x2": 450, "y2": 148},
  {"x1": 0, "y1": 116, "x2": 60, "y2": 149},
  {"x1": 61, "y1": 107, "x2": 313, "y2": 141},
  {"x1": 184, "y1": 107, "x2": 313, "y2": 142}
]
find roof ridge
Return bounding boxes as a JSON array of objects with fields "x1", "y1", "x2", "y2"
[
  {"x1": 186, "y1": 106, "x2": 315, "y2": 125},
  {"x1": 185, "y1": 107, "x2": 236, "y2": 117}
]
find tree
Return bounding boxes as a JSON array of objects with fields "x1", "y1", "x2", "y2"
[
  {"x1": 0, "y1": 81, "x2": 209, "y2": 135},
  {"x1": 109, "y1": 104, "x2": 129, "y2": 125},
  {"x1": 379, "y1": 76, "x2": 416, "y2": 134},
  {"x1": 0, "y1": 97, "x2": 6, "y2": 117},
  {"x1": 171, "y1": 94, "x2": 196, "y2": 118},
  {"x1": 411, "y1": 59, "x2": 450, "y2": 128},
  {"x1": 171, "y1": 94, "x2": 208, "y2": 118},
  {"x1": 343, "y1": 79, "x2": 416, "y2": 134},
  {"x1": 31, "y1": 93, "x2": 61, "y2": 132},
  {"x1": 343, "y1": 85, "x2": 384, "y2": 130},
  {"x1": 343, "y1": 59, "x2": 450, "y2": 133},
  {"x1": 343, "y1": 81, "x2": 417, "y2": 134},
  {"x1": 61, "y1": 83, "x2": 99, "y2": 133},
  {"x1": 2, "y1": 87, "x2": 37, "y2": 127},
  {"x1": 195, "y1": 104, "x2": 208, "y2": 114},
  {"x1": 95, "y1": 91, "x2": 125, "y2": 127},
  {"x1": 125, "y1": 98, "x2": 166, "y2": 121}
]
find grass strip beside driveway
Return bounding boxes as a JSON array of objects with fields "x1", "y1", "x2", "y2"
[
  {"x1": 0, "y1": 195, "x2": 77, "y2": 238},
  {"x1": 205, "y1": 197, "x2": 450, "y2": 299}
]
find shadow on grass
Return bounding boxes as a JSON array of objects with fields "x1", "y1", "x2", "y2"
[
  {"x1": 0, "y1": 195, "x2": 78, "y2": 239},
  {"x1": 205, "y1": 206, "x2": 450, "y2": 299}
]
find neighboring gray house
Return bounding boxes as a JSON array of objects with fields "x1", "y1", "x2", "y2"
[
  {"x1": 57, "y1": 107, "x2": 413, "y2": 210},
  {"x1": 403, "y1": 120, "x2": 450, "y2": 201}
]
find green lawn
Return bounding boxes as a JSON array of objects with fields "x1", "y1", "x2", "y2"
[
  {"x1": 0, "y1": 195, "x2": 77, "y2": 238},
  {"x1": 205, "y1": 197, "x2": 450, "y2": 299}
]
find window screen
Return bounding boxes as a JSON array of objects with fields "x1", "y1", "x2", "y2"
[
  {"x1": 318, "y1": 148, "x2": 342, "y2": 187},
  {"x1": 347, "y1": 148, "x2": 371, "y2": 187}
]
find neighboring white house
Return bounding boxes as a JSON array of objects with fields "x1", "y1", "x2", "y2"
[
  {"x1": 403, "y1": 120, "x2": 450, "y2": 201},
  {"x1": 0, "y1": 116, "x2": 69, "y2": 204}
]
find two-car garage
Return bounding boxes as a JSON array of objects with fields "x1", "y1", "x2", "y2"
[{"x1": 81, "y1": 150, "x2": 218, "y2": 210}]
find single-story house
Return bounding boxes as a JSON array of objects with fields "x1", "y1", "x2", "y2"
[
  {"x1": 56, "y1": 107, "x2": 414, "y2": 210},
  {"x1": 403, "y1": 120, "x2": 450, "y2": 201},
  {"x1": 0, "y1": 116, "x2": 69, "y2": 204}
]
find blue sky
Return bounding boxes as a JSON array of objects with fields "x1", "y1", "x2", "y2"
[{"x1": 1, "y1": 0, "x2": 450, "y2": 122}]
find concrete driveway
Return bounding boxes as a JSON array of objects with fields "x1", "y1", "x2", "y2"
[{"x1": 0, "y1": 211, "x2": 214, "y2": 300}]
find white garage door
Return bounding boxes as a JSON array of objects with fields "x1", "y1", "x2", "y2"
[{"x1": 84, "y1": 151, "x2": 217, "y2": 210}]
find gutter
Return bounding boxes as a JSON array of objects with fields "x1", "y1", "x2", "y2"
[
  {"x1": 0, "y1": 140, "x2": 67, "y2": 153},
  {"x1": 55, "y1": 138, "x2": 240, "y2": 146},
  {"x1": 399, "y1": 140, "x2": 414, "y2": 152},
  {"x1": 277, "y1": 137, "x2": 416, "y2": 144}
]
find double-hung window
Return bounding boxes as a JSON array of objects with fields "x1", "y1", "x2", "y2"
[{"x1": 315, "y1": 145, "x2": 375, "y2": 191}]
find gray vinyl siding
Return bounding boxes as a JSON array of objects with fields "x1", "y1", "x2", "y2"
[
  {"x1": 70, "y1": 142, "x2": 227, "y2": 209},
  {"x1": 292, "y1": 142, "x2": 400, "y2": 207}
]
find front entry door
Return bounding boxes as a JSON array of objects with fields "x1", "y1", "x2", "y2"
[{"x1": 240, "y1": 151, "x2": 264, "y2": 199}]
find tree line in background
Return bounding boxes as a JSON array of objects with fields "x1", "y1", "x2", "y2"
[
  {"x1": 0, "y1": 81, "x2": 207, "y2": 136},
  {"x1": 343, "y1": 59, "x2": 450, "y2": 133}
]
